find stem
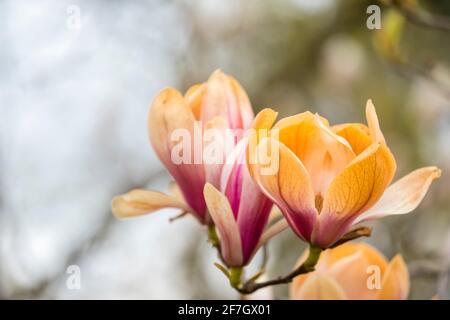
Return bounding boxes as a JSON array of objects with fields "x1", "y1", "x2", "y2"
[
  {"x1": 229, "y1": 267, "x2": 243, "y2": 288},
  {"x1": 233, "y1": 226, "x2": 372, "y2": 295},
  {"x1": 236, "y1": 245, "x2": 322, "y2": 295},
  {"x1": 208, "y1": 225, "x2": 220, "y2": 247}
]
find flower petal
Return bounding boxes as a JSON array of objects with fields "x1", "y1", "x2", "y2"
[
  {"x1": 366, "y1": 99, "x2": 386, "y2": 144},
  {"x1": 184, "y1": 83, "x2": 205, "y2": 120},
  {"x1": 355, "y1": 166, "x2": 441, "y2": 224},
  {"x1": 291, "y1": 274, "x2": 347, "y2": 300},
  {"x1": 247, "y1": 108, "x2": 278, "y2": 174},
  {"x1": 377, "y1": 255, "x2": 409, "y2": 300},
  {"x1": 251, "y1": 108, "x2": 278, "y2": 131},
  {"x1": 221, "y1": 138, "x2": 248, "y2": 215},
  {"x1": 203, "y1": 183, "x2": 243, "y2": 267},
  {"x1": 202, "y1": 70, "x2": 254, "y2": 130},
  {"x1": 327, "y1": 243, "x2": 388, "y2": 272},
  {"x1": 229, "y1": 76, "x2": 254, "y2": 130},
  {"x1": 251, "y1": 137, "x2": 318, "y2": 242},
  {"x1": 274, "y1": 112, "x2": 355, "y2": 195},
  {"x1": 203, "y1": 116, "x2": 234, "y2": 189},
  {"x1": 148, "y1": 88, "x2": 207, "y2": 220},
  {"x1": 313, "y1": 143, "x2": 396, "y2": 247},
  {"x1": 111, "y1": 189, "x2": 189, "y2": 219},
  {"x1": 237, "y1": 166, "x2": 273, "y2": 263},
  {"x1": 327, "y1": 251, "x2": 384, "y2": 300},
  {"x1": 291, "y1": 243, "x2": 389, "y2": 300},
  {"x1": 333, "y1": 123, "x2": 373, "y2": 155},
  {"x1": 221, "y1": 138, "x2": 273, "y2": 264}
]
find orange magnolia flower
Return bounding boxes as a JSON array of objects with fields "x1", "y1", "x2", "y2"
[
  {"x1": 249, "y1": 101, "x2": 441, "y2": 248},
  {"x1": 290, "y1": 242, "x2": 409, "y2": 300},
  {"x1": 112, "y1": 70, "x2": 254, "y2": 224}
]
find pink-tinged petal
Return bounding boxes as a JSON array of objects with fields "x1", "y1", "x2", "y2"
[
  {"x1": 221, "y1": 138, "x2": 273, "y2": 264},
  {"x1": 377, "y1": 255, "x2": 410, "y2": 300},
  {"x1": 111, "y1": 189, "x2": 189, "y2": 219},
  {"x1": 204, "y1": 183, "x2": 243, "y2": 267},
  {"x1": 354, "y1": 166, "x2": 441, "y2": 224},
  {"x1": 148, "y1": 88, "x2": 207, "y2": 222},
  {"x1": 202, "y1": 70, "x2": 254, "y2": 131},
  {"x1": 251, "y1": 137, "x2": 318, "y2": 242},
  {"x1": 221, "y1": 138, "x2": 248, "y2": 216},
  {"x1": 228, "y1": 76, "x2": 254, "y2": 130},
  {"x1": 203, "y1": 116, "x2": 235, "y2": 189},
  {"x1": 236, "y1": 165, "x2": 273, "y2": 264},
  {"x1": 313, "y1": 143, "x2": 396, "y2": 248}
]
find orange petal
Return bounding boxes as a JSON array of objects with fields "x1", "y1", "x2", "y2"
[
  {"x1": 327, "y1": 244, "x2": 388, "y2": 300},
  {"x1": 327, "y1": 243, "x2": 388, "y2": 272},
  {"x1": 247, "y1": 108, "x2": 278, "y2": 175},
  {"x1": 333, "y1": 123, "x2": 373, "y2": 155},
  {"x1": 148, "y1": 88, "x2": 195, "y2": 160},
  {"x1": 291, "y1": 243, "x2": 389, "y2": 300},
  {"x1": 251, "y1": 138, "x2": 318, "y2": 241},
  {"x1": 111, "y1": 189, "x2": 189, "y2": 219},
  {"x1": 313, "y1": 143, "x2": 396, "y2": 247},
  {"x1": 203, "y1": 183, "x2": 243, "y2": 267},
  {"x1": 184, "y1": 83, "x2": 205, "y2": 120},
  {"x1": 377, "y1": 255, "x2": 410, "y2": 300},
  {"x1": 274, "y1": 112, "x2": 355, "y2": 195},
  {"x1": 251, "y1": 108, "x2": 278, "y2": 132},
  {"x1": 291, "y1": 274, "x2": 347, "y2": 300},
  {"x1": 355, "y1": 166, "x2": 441, "y2": 224}
]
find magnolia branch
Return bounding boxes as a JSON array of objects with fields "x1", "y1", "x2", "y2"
[{"x1": 232, "y1": 226, "x2": 372, "y2": 295}]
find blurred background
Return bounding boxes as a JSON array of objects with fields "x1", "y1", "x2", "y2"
[{"x1": 0, "y1": 0, "x2": 449, "y2": 299}]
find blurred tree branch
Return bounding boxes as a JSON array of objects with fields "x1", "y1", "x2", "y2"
[
  {"x1": 374, "y1": 7, "x2": 450, "y2": 99},
  {"x1": 387, "y1": 0, "x2": 450, "y2": 32}
]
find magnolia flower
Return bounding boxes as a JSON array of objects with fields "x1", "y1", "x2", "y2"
[
  {"x1": 290, "y1": 242, "x2": 409, "y2": 300},
  {"x1": 203, "y1": 137, "x2": 278, "y2": 268},
  {"x1": 112, "y1": 70, "x2": 254, "y2": 224},
  {"x1": 248, "y1": 101, "x2": 441, "y2": 248}
]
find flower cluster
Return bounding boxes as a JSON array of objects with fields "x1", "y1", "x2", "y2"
[{"x1": 111, "y1": 70, "x2": 441, "y2": 299}]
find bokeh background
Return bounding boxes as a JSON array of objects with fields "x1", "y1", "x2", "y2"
[{"x1": 0, "y1": 0, "x2": 449, "y2": 299}]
